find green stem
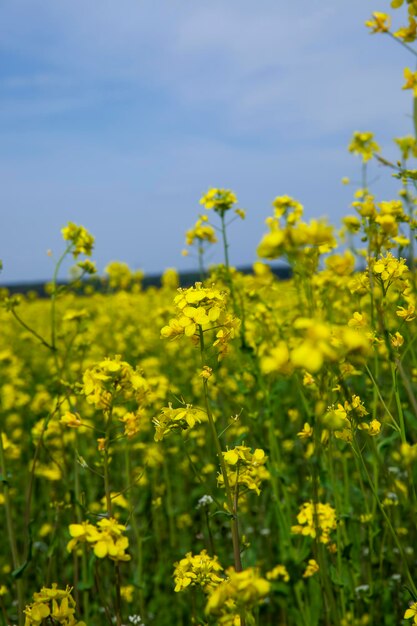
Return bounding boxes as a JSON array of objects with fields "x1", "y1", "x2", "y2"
[
  {"x1": 197, "y1": 243, "x2": 206, "y2": 282},
  {"x1": 0, "y1": 430, "x2": 24, "y2": 626},
  {"x1": 354, "y1": 437, "x2": 417, "y2": 597},
  {"x1": 103, "y1": 411, "x2": 123, "y2": 626},
  {"x1": 220, "y1": 213, "x2": 238, "y2": 312},
  {"x1": 125, "y1": 446, "x2": 145, "y2": 617},
  {"x1": 10, "y1": 307, "x2": 55, "y2": 351},
  {"x1": 74, "y1": 432, "x2": 89, "y2": 620},
  {"x1": 391, "y1": 362, "x2": 406, "y2": 443},
  {"x1": 198, "y1": 326, "x2": 245, "y2": 625},
  {"x1": 386, "y1": 31, "x2": 417, "y2": 60},
  {"x1": 50, "y1": 243, "x2": 73, "y2": 368}
]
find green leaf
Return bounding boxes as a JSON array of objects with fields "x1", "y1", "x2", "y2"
[{"x1": 12, "y1": 561, "x2": 29, "y2": 580}]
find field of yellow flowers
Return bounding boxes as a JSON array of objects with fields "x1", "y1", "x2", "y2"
[{"x1": 3, "y1": 3, "x2": 417, "y2": 626}]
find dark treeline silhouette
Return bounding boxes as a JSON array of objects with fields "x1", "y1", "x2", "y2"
[{"x1": 1, "y1": 264, "x2": 292, "y2": 298}]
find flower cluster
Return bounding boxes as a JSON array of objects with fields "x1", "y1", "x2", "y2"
[
  {"x1": 303, "y1": 559, "x2": 320, "y2": 578},
  {"x1": 200, "y1": 188, "x2": 238, "y2": 215},
  {"x1": 67, "y1": 517, "x2": 131, "y2": 561},
  {"x1": 173, "y1": 549, "x2": 224, "y2": 592},
  {"x1": 153, "y1": 403, "x2": 206, "y2": 441},
  {"x1": 205, "y1": 567, "x2": 270, "y2": 618},
  {"x1": 104, "y1": 261, "x2": 144, "y2": 291},
  {"x1": 365, "y1": 12, "x2": 391, "y2": 33},
  {"x1": 185, "y1": 215, "x2": 217, "y2": 246},
  {"x1": 119, "y1": 408, "x2": 146, "y2": 439},
  {"x1": 325, "y1": 395, "x2": 381, "y2": 442},
  {"x1": 370, "y1": 252, "x2": 409, "y2": 290},
  {"x1": 24, "y1": 584, "x2": 86, "y2": 626},
  {"x1": 260, "y1": 317, "x2": 370, "y2": 376},
  {"x1": 348, "y1": 131, "x2": 380, "y2": 162},
  {"x1": 291, "y1": 502, "x2": 337, "y2": 544},
  {"x1": 61, "y1": 222, "x2": 95, "y2": 258},
  {"x1": 257, "y1": 195, "x2": 336, "y2": 264},
  {"x1": 218, "y1": 446, "x2": 269, "y2": 497},
  {"x1": 161, "y1": 283, "x2": 240, "y2": 359},
  {"x1": 266, "y1": 564, "x2": 290, "y2": 582},
  {"x1": 82, "y1": 356, "x2": 148, "y2": 410}
]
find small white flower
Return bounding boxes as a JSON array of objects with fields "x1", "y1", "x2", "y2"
[
  {"x1": 196, "y1": 494, "x2": 214, "y2": 509},
  {"x1": 128, "y1": 615, "x2": 145, "y2": 625}
]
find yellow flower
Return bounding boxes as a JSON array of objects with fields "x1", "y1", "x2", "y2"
[
  {"x1": 397, "y1": 303, "x2": 416, "y2": 321},
  {"x1": 219, "y1": 446, "x2": 269, "y2": 497},
  {"x1": 161, "y1": 282, "x2": 240, "y2": 359},
  {"x1": 404, "y1": 601, "x2": 417, "y2": 622},
  {"x1": 403, "y1": 67, "x2": 417, "y2": 96},
  {"x1": 303, "y1": 559, "x2": 319, "y2": 578},
  {"x1": 365, "y1": 12, "x2": 391, "y2": 33},
  {"x1": 371, "y1": 252, "x2": 408, "y2": 287},
  {"x1": 369, "y1": 419, "x2": 382, "y2": 435},
  {"x1": 24, "y1": 584, "x2": 86, "y2": 626},
  {"x1": 173, "y1": 549, "x2": 224, "y2": 592},
  {"x1": 348, "y1": 132, "x2": 380, "y2": 162},
  {"x1": 185, "y1": 216, "x2": 218, "y2": 246},
  {"x1": 391, "y1": 331, "x2": 404, "y2": 348},
  {"x1": 395, "y1": 16, "x2": 417, "y2": 42},
  {"x1": 153, "y1": 403, "x2": 206, "y2": 441},
  {"x1": 266, "y1": 564, "x2": 290, "y2": 582},
  {"x1": 200, "y1": 365, "x2": 213, "y2": 379},
  {"x1": 67, "y1": 518, "x2": 131, "y2": 562},
  {"x1": 61, "y1": 222, "x2": 94, "y2": 258},
  {"x1": 205, "y1": 567, "x2": 270, "y2": 615},
  {"x1": 297, "y1": 423, "x2": 313, "y2": 439},
  {"x1": 60, "y1": 411, "x2": 82, "y2": 428},
  {"x1": 200, "y1": 188, "x2": 238, "y2": 215},
  {"x1": 348, "y1": 312, "x2": 367, "y2": 328},
  {"x1": 395, "y1": 135, "x2": 417, "y2": 160},
  {"x1": 291, "y1": 502, "x2": 337, "y2": 544},
  {"x1": 120, "y1": 585, "x2": 135, "y2": 603}
]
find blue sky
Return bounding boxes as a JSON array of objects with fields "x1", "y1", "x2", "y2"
[{"x1": 0, "y1": 0, "x2": 414, "y2": 283}]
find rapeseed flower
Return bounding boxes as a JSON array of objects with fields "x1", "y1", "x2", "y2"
[
  {"x1": 200, "y1": 188, "x2": 238, "y2": 215},
  {"x1": 61, "y1": 222, "x2": 94, "y2": 258},
  {"x1": 303, "y1": 559, "x2": 319, "y2": 578},
  {"x1": 403, "y1": 68, "x2": 417, "y2": 96},
  {"x1": 218, "y1": 445, "x2": 269, "y2": 497},
  {"x1": 365, "y1": 12, "x2": 391, "y2": 33},
  {"x1": 266, "y1": 564, "x2": 290, "y2": 582},
  {"x1": 173, "y1": 549, "x2": 224, "y2": 592},
  {"x1": 404, "y1": 601, "x2": 417, "y2": 623},
  {"x1": 153, "y1": 403, "x2": 206, "y2": 441},
  {"x1": 291, "y1": 502, "x2": 337, "y2": 544},
  {"x1": 348, "y1": 132, "x2": 380, "y2": 162},
  {"x1": 161, "y1": 282, "x2": 240, "y2": 358},
  {"x1": 205, "y1": 567, "x2": 270, "y2": 616},
  {"x1": 67, "y1": 518, "x2": 131, "y2": 561},
  {"x1": 24, "y1": 584, "x2": 86, "y2": 626},
  {"x1": 185, "y1": 215, "x2": 217, "y2": 246}
]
